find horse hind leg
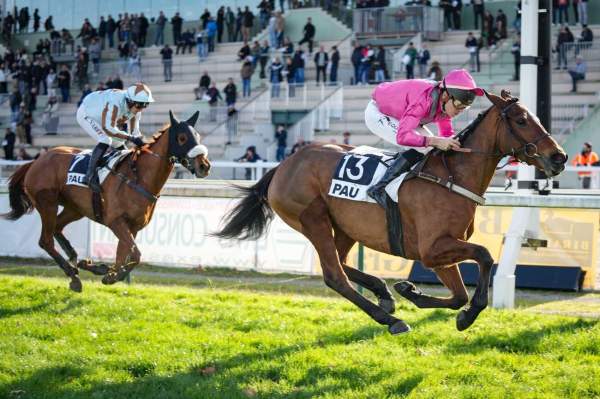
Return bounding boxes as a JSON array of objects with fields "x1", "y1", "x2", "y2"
[
  {"x1": 301, "y1": 197, "x2": 409, "y2": 335},
  {"x1": 334, "y1": 227, "x2": 396, "y2": 314},
  {"x1": 34, "y1": 190, "x2": 82, "y2": 292},
  {"x1": 394, "y1": 264, "x2": 468, "y2": 310},
  {"x1": 54, "y1": 207, "x2": 109, "y2": 276}
]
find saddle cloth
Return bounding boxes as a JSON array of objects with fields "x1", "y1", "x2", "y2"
[
  {"x1": 328, "y1": 146, "x2": 416, "y2": 203},
  {"x1": 66, "y1": 149, "x2": 132, "y2": 188}
]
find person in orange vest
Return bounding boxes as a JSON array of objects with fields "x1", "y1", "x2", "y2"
[{"x1": 572, "y1": 142, "x2": 599, "y2": 189}]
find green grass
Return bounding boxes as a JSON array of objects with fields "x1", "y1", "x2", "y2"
[{"x1": 1, "y1": 275, "x2": 600, "y2": 399}]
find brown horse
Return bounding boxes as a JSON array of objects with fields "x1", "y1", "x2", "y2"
[
  {"x1": 2, "y1": 111, "x2": 211, "y2": 292},
  {"x1": 215, "y1": 91, "x2": 567, "y2": 334}
]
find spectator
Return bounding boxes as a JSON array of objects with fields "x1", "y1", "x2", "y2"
[
  {"x1": 98, "y1": 16, "x2": 107, "y2": 49},
  {"x1": 223, "y1": 77, "x2": 237, "y2": 107},
  {"x1": 206, "y1": 82, "x2": 222, "y2": 122},
  {"x1": 496, "y1": 9, "x2": 507, "y2": 39},
  {"x1": 298, "y1": 17, "x2": 315, "y2": 54},
  {"x1": 268, "y1": 11, "x2": 278, "y2": 48},
  {"x1": 77, "y1": 84, "x2": 92, "y2": 107},
  {"x1": 9, "y1": 87, "x2": 22, "y2": 122},
  {"x1": 483, "y1": 10, "x2": 495, "y2": 47},
  {"x1": 155, "y1": 11, "x2": 166, "y2": 46},
  {"x1": 18, "y1": 7, "x2": 30, "y2": 33},
  {"x1": 241, "y1": 56, "x2": 254, "y2": 97},
  {"x1": 428, "y1": 60, "x2": 443, "y2": 81},
  {"x1": 275, "y1": 11, "x2": 285, "y2": 49},
  {"x1": 75, "y1": 52, "x2": 88, "y2": 91},
  {"x1": 292, "y1": 48, "x2": 306, "y2": 85},
  {"x1": 259, "y1": 40, "x2": 270, "y2": 79},
  {"x1": 235, "y1": 7, "x2": 243, "y2": 42},
  {"x1": 578, "y1": 0, "x2": 588, "y2": 26},
  {"x1": 206, "y1": 17, "x2": 217, "y2": 52},
  {"x1": 17, "y1": 147, "x2": 33, "y2": 161},
  {"x1": 513, "y1": 0, "x2": 522, "y2": 32},
  {"x1": 555, "y1": 25, "x2": 574, "y2": 70},
  {"x1": 2, "y1": 128, "x2": 16, "y2": 160},
  {"x1": 270, "y1": 56, "x2": 283, "y2": 97},
  {"x1": 238, "y1": 40, "x2": 251, "y2": 61},
  {"x1": 217, "y1": 6, "x2": 225, "y2": 43},
  {"x1": 236, "y1": 146, "x2": 262, "y2": 180},
  {"x1": 171, "y1": 12, "x2": 183, "y2": 46},
  {"x1": 279, "y1": 36, "x2": 293, "y2": 54},
  {"x1": 558, "y1": 0, "x2": 569, "y2": 25},
  {"x1": 127, "y1": 49, "x2": 142, "y2": 81},
  {"x1": 342, "y1": 131, "x2": 351, "y2": 145},
  {"x1": 226, "y1": 106, "x2": 239, "y2": 144},
  {"x1": 403, "y1": 42, "x2": 417, "y2": 79},
  {"x1": 196, "y1": 28, "x2": 208, "y2": 61},
  {"x1": 139, "y1": 13, "x2": 149, "y2": 47},
  {"x1": 417, "y1": 44, "x2": 430, "y2": 78},
  {"x1": 284, "y1": 57, "x2": 296, "y2": 97},
  {"x1": 113, "y1": 74, "x2": 124, "y2": 90},
  {"x1": 226, "y1": 7, "x2": 235, "y2": 41},
  {"x1": 466, "y1": 32, "x2": 478, "y2": 72},
  {"x1": 471, "y1": 0, "x2": 485, "y2": 30},
  {"x1": 358, "y1": 44, "x2": 373, "y2": 84},
  {"x1": 107, "y1": 15, "x2": 117, "y2": 48},
  {"x1": 57, "y1": 64, "x2": 71, "y2": 103},
  {"x1": 41, "y1": 95, "x2": 59, "y2": 130},
  {"x1": 201, "y1": 8, "x2": 211, "y2": 29},
  {"x1": 0, "y1": 65, "x2": 6, "y2": 94},
  {"x1": 160, "y1": 44, "x2": 173, "y2": 82},
  {"x1": 176, "y1": 29, "x2": 194, "y2": 54},
  {"x1": 452, "y1": 0, "x2": 463, "y2": 30},
  {"x1": 351, "y1": 41, "x2": 363, "y2": 85},
  {"x1": 439, "y1": 0, "x2": 453, "y2": 30},
  {"x1": 258, "y1": 0, "x2": 270, "y2": 29},
  {"x1": 576, "y1": 24, "x2": 593, "y2": 55},
  {"x1": 314, "y1": 45, "x2": 328, "y2": 84},
  {"x1": 242, "y1": 6, "x2": 254, "y2": 43},
  {"x1": 374, "y1": 45, "x2": 386, "y2": 83},
  {"x1": 33, "y1": 8, "x2": 41, "y2": 32},
  {"x1": 195, "y1": 71, "x2": 211, "y2": 100},
  {"x1": 275, "y1": 125, "x2": 287, "y2": 161},
  {"x1": 250, "y1": 40, "x2": 261, "y2": 69},
  {"x1": 330, "y1": 45, "x2": 340, "y2": 83},
  {"x1": 511, "y1": 34, "x2": 521, "y2": 80},
  {"x1": 89, "y1": 38, "x2": 102, "y2": 75},
  {"x1": 572, "y1": 142, "x2": 598, "y2": 188},
  {"x1": 45, "y1": 67, "x2": 56, "y2": 97},
  {"x1": 568, "y1": 55, "x2": 586, "y2": 92}
]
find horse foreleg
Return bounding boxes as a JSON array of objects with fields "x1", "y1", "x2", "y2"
[
  {"x1": 102, "y1": 219, "x2": 140, "y2": 285},
  {"x1": 415, "y1": 236, "x2": 494, "y2": 331},
  {"x1": 301, "y1": 198, "x2": 409, "y2": 335},
  {"x1": 394, "y1": 264, "x2": 468, "y2": 310},
  {"x1": 334, "y1": 227, "x2": 396, "y2": 314},
  {"x1": 34, "y1": 190, "x2": 82, "y2": 292}
]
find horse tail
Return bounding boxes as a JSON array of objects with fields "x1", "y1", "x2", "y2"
[
  {"x1": 213, "y1": 167, "x2": 278, "y2": 240},
  {"x1": 2, "y1": 162, "x2": 34, "y2": 221}
]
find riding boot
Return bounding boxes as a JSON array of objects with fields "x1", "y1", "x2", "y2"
[
  {"x1": 367, "y1": 149, "x2": 423, "y2": 208},
  {"x1": 82, "y1": 143, "x2": 109, "y2": 192}
]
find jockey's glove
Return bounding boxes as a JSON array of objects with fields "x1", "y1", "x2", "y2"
[{"x1": 130, "y1": 136, "x2": 146, "y2": 148}]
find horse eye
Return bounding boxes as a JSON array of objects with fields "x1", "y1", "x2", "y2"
[{"x1": 517, "y1": 118, "x2": 527, "y2": 126}]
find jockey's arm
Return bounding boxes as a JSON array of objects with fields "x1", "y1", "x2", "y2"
[
  {"x1": 101, "y1": 104, "x2": 132, "y2": 141},
  {"x1": 130, "y1": 112, "x2": 142, "y2": 138},
  {"x1": 436, "y1": 117, "x2": 455, "y2": 138},
  {"x1": 395, "y1": 113, "x2": 428, "y2": 147}
]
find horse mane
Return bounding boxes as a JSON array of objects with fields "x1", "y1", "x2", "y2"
[{"x1": 145, "y1": 123, "x2": 171, "y2": 146}]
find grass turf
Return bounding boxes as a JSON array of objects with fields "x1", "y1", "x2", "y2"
[{"x1": 1, "y1": 274, "x2": 600, "y2": 398}]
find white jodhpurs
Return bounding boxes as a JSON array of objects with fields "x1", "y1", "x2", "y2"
[
  {"x1": 364, "y1": 99, "x2": 433, "y2": 154},
  {"x1": 77, "y1": 106, "x2": 125, "y2": 148}
]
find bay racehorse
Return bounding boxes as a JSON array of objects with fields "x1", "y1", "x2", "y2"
[
  {"x1": 215, "y1": 90, "x2": 567, "y2": 334},
  {"x1": 2, "y1": 111, "x2": 211, "y2": 292}
]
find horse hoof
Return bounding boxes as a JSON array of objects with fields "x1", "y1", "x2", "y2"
[
  {"x1": 456, "y1": 309, "x2": 474, "y2": 331},
  {"x1": 102, "y1": 273, "x2": 117, "y2": 285},
  {"x1": 379, "y1": 298, "x2": 396, "y2": 314},
  {"x1": 69, "y1": 277, "x2": 82, "y2": 293},
  {"x1": 394, "y1": 281, "x2": 419, "y2": 299},
  {"x1": 388, "y1": 319, "x2": 411, "y2": 335}
]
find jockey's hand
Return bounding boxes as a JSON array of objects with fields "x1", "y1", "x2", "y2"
[
  {"x1": 129, "y1": 136, "x2": 146, "y2": 148},
  {"x1": 428, "y1": 137, "x2": 471, "y2": 152}
]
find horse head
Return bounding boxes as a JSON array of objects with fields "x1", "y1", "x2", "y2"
[
  {"x1": 168, "y1": 110, "x2": 211, "y2": 178},
  {"x1": 485, "y1": 90, "x2": 568, "y2": 177}
]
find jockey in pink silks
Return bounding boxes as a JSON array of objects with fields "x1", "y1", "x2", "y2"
[{"x1": 365, "y1": 69, "x2": 485, "y2": 207}]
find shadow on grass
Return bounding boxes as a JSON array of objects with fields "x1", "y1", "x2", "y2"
[
  {"x1": 0, "y1": 302, "x2": 50, "y2": 319},
  {"x1": 444, "y1": 317, "x2": 600, "y2": 355},
  {"x1": 410, "y1": 309, "x2": 454, "y2": 329}
]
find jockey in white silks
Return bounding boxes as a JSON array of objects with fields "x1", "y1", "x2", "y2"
[{"x1": 76, "y1": 83, "x2": 155, "y2": 191}]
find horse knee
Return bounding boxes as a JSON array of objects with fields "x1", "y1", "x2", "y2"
[
  {"x1": 473, "y1": 246, "x2": 494, "y2": 268},
  {"x1": 323, "y1": 271, "x2": 348, "y2": 293}
]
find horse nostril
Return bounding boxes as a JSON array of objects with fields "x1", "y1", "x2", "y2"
[{"x1": 551, "y1": 153, "x2": 567, "y2": 165}]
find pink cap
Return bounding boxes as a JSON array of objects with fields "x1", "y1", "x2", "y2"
[{"x1": 443, "y1": 69, "x2": 484, "y2": 96}]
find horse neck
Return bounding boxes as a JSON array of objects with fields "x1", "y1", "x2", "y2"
[
  {"x1": 444, "y1": 109, "x2": 503, "y2": 196},
  {"x1": 137, "y1": 129, "x2": 173, "y2": 196}
]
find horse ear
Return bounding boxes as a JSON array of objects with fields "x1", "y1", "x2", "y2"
[
  {"x1": 186, "y1": 111, "x2": 200, "y2": 127},
  {"x1": 169, "y1": 110, "x2": 178, "y2": 126},
  {"x1": 485, "y1": 90, "x2": 506, "y2": 108},
  {"x1": 500, "y1": 89, "x2": 512, "y2": 100}
]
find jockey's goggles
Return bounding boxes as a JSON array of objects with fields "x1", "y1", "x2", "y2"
[
  {"x1": 132, "y1": 101, "x2": 149, "y2": 109},
  {"x1": 444, "y1": 87, "x2": 475, "y2": 110}
]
